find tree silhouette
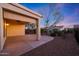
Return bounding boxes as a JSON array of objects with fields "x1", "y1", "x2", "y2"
[
  {"x1": 37, "y1": 3, "x2": 64, "y2": 34},
  {"x1": 54, "y1": 9, "x2": 64, "y2": 24},
  {"x1": 37, "y1": 3, "x2": 64, "y2": 28},
  {"x1": 49, "y1": 7, "x2": 64, "y2": 29}
]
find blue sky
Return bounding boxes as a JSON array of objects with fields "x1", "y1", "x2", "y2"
[{"x1": 20, "y1": 3, "x2": 79, "y2": 27}]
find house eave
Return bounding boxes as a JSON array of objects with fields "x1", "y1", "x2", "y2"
[
  {"x1": 0, "y1": 3, "x2": 43, "y2": 19},
  {"x1": 10, "y1": 3, "x2": 43, "y2": 18}
]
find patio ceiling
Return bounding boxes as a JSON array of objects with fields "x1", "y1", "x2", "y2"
[{"x1": 4, "y1": 10, "x2": 37, "y2": 24}]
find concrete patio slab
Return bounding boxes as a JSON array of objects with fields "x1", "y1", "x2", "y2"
[{"x1": 0, "y1": 35, "x2": 54, "y2": 56}]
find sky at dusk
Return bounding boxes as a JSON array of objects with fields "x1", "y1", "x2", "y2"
[{"x1": 20, "y1": 3, "x2": 79, "y2": 28}]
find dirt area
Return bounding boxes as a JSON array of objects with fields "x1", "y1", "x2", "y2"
[{"x1": 22, "y1": 33, "x2": 79, "y2": 56}]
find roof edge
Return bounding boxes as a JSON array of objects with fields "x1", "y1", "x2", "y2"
[{"x1": 10, "y1": 3, "x2": 43, "y2": 18}]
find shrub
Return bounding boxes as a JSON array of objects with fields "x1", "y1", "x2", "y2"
[
  {"x1": 50, "y1": 29, "x2": 62, "y2": 37},
  {"x1": 41, "y1": 28, "x2": 46, "y2": 35},
  {"x1": 25, "y1": 29, "x2": 36, "y2": 34},
  {"x1": 74, "y1": 28, "x2": 79, "y2": 44}
]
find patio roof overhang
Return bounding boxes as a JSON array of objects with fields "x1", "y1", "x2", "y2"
[{"x1": 0, "y1": 3, "x2": 43, "y2": 23}]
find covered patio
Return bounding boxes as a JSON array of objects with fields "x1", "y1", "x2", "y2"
[
  {"x1": 0, "y1": 35, "x2": 54, "y2": 56},
  {"x1": 0, "y1": 3, "x2": 42, "y2": 51}
]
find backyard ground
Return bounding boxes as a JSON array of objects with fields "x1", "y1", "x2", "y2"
[{"x1": 22, "y1": 33, "x2": 79, "y2": 56}]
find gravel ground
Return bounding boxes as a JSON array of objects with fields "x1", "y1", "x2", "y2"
[{"x1": 22, "y1": 33, "x2": 79, "y2": 56}]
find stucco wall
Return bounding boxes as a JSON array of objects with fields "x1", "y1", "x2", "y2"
[{"x1": 6, "y1": 24, "x2": 25, "y2": 37}]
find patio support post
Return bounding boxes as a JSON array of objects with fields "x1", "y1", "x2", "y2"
[
  {"x1": 36, "y1": 19, "x2": 41, "y2": 40},
  {"x1": 0, "y1": 7, "x2": 4, "y2": 51}
]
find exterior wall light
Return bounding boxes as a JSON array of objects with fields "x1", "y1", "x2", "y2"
[{"x1": 5, "y1": 23, "x2": 10, "y2": 26}]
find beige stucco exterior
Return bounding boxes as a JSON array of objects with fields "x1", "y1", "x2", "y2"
[{"x1": 0, "y1": 3, "x2": 42, "y2": 51}]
